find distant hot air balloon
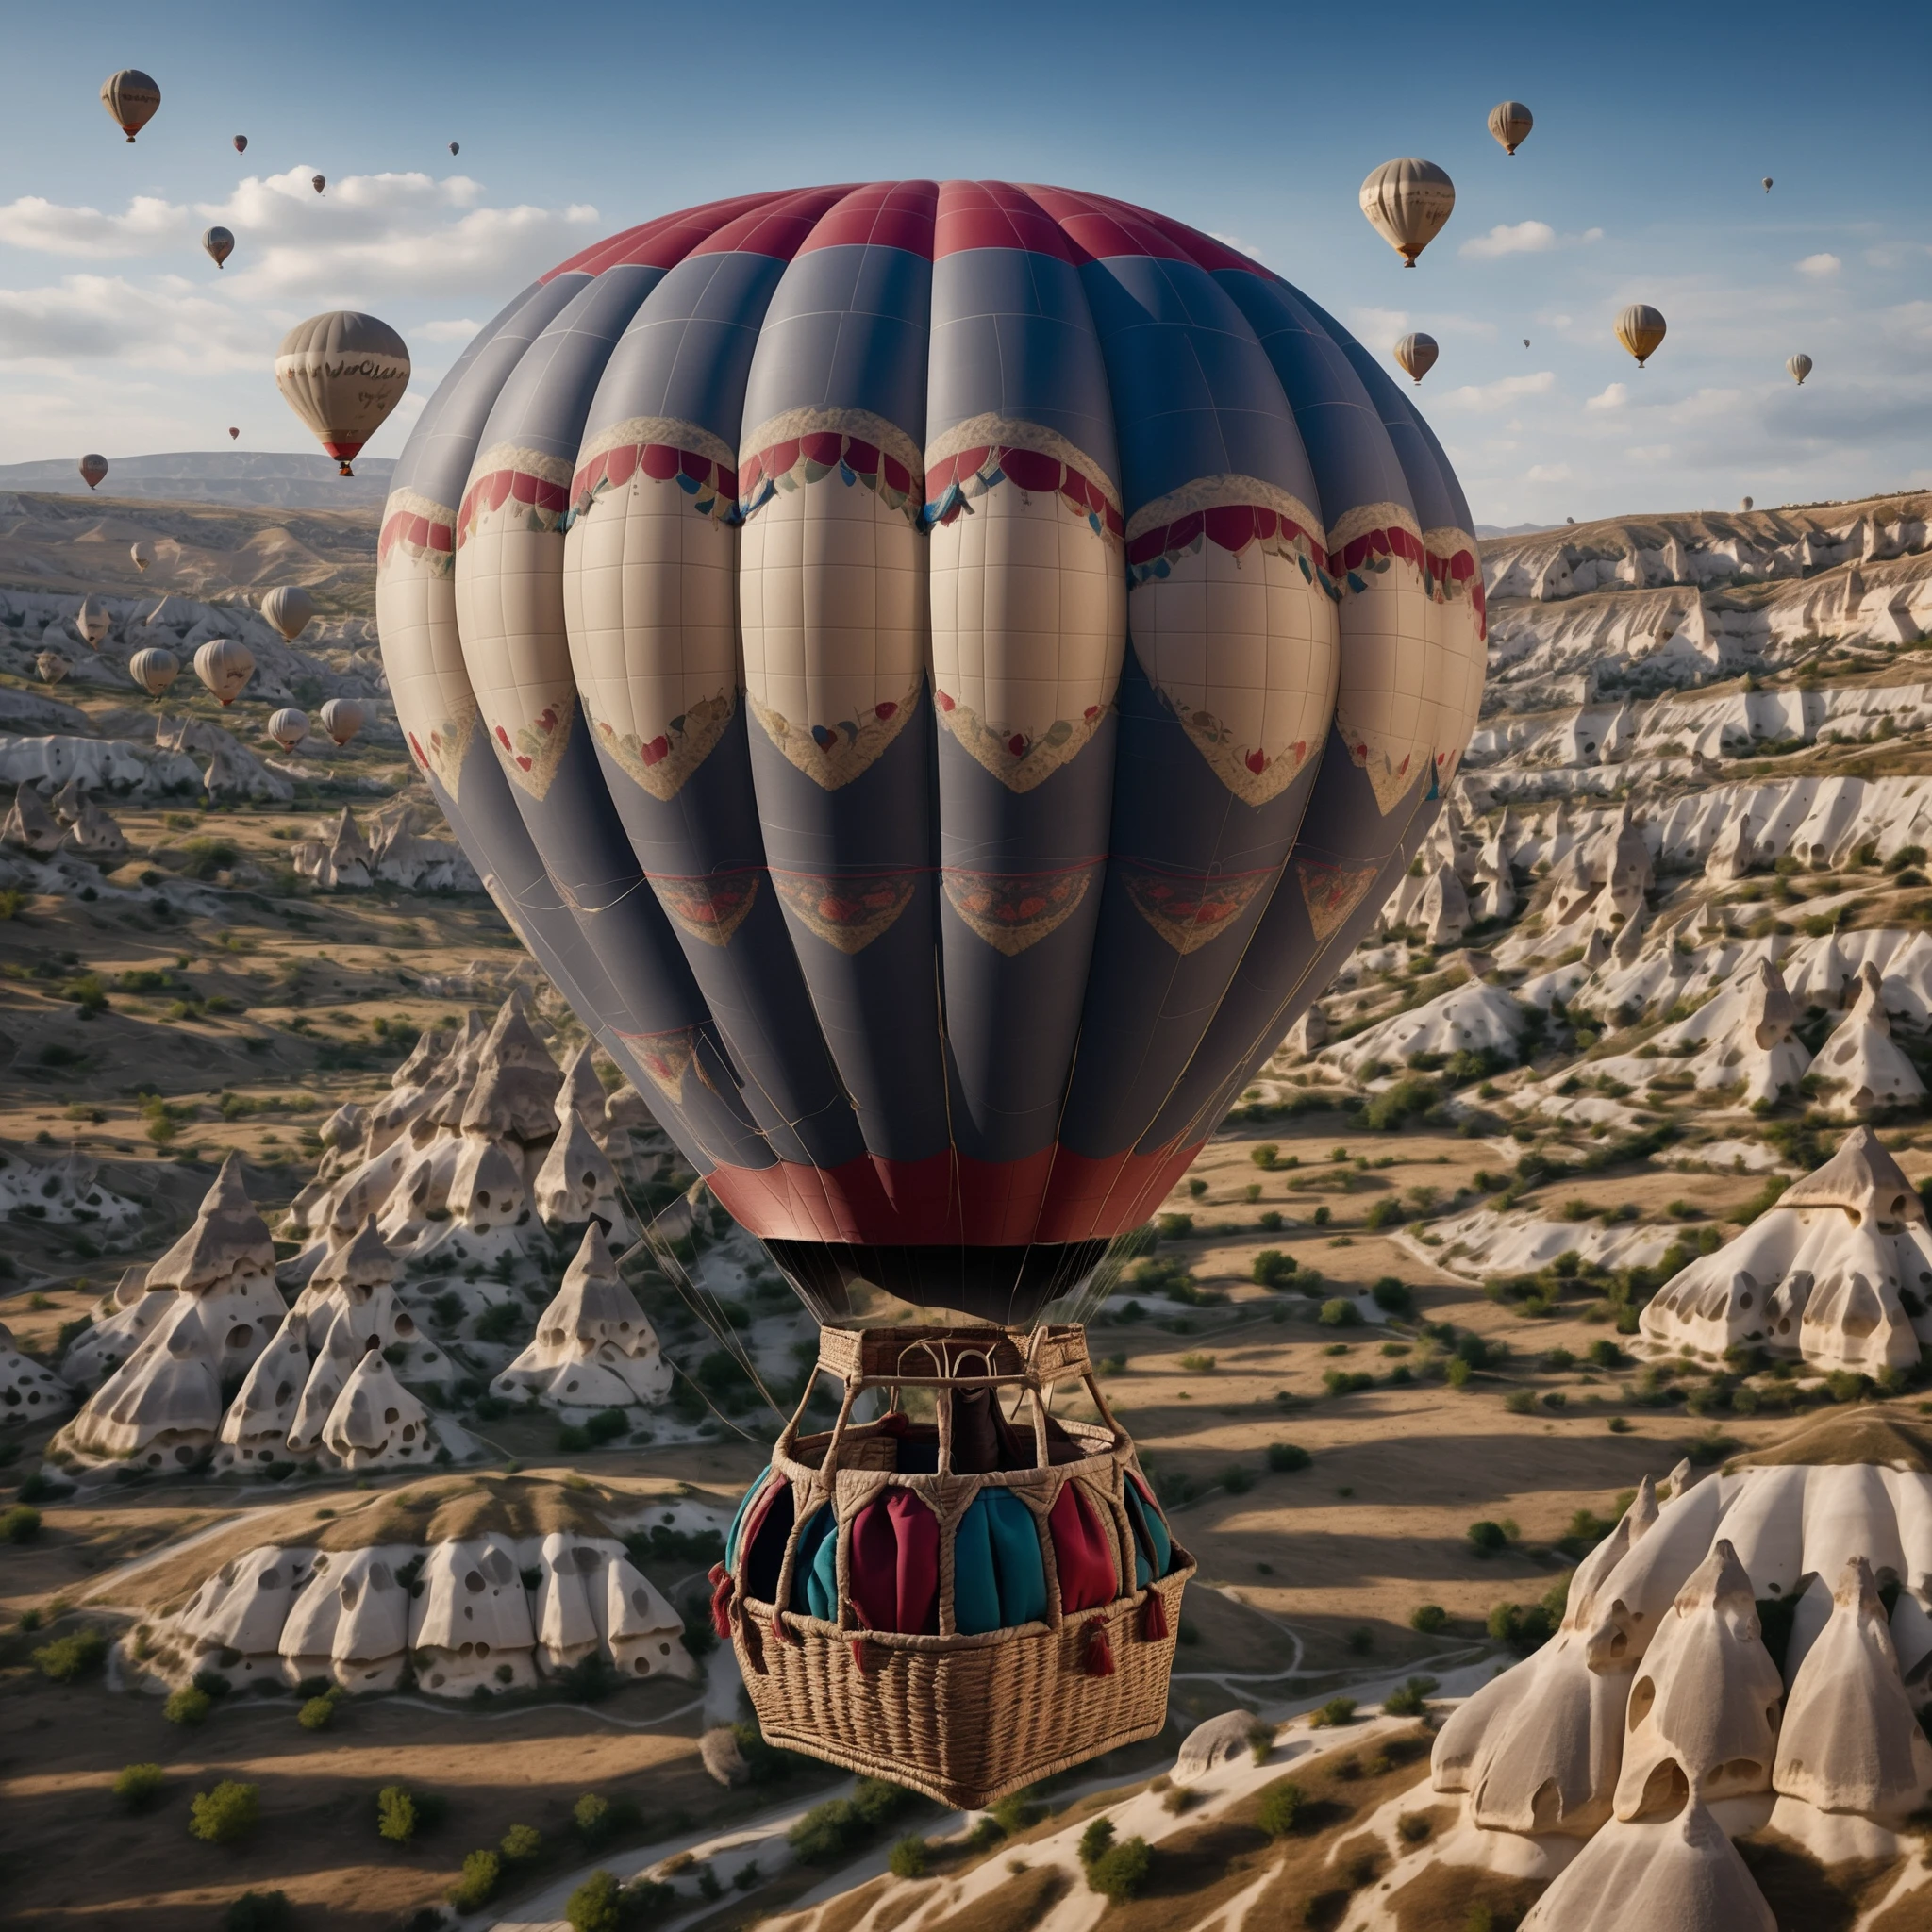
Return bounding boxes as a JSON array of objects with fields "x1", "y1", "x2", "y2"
[
  {"x1": 1762, "y1": 176, "x2": 1773, "y2": 193},
  {"x1": 318, "y1": 697, "x2": 365, "y2": 747},
  {"x1": 130, "y1": 541, "x2": 152, "y2": 573},
  {"x1": 1359, "y1": 158, "x2": 1456, "y2": 266},
  {"x1": 75, "y1": 597, "x2": 109, "y2": 647},
  {"x1": 1788, "y1": 353, "x2": 1813, "y2": 385},
  {"x1": 275, "y1": 311, "x2": 410, "y2": 475},
  {"x1": 228, "y1": 426, "x2": 240, "y2": 440},
  {"x1": 1392, "y1": 332, "x2": 1438, "y2": 384},
  {"x1": 1741, "y1": 496, "x2": 1755, "y2": 510},
  {"x1": 449, "y1": 142, "x2": 459, "y2": 156},
  {"x1": 311, "y1": 174, "x2": 325, "y2": 195},
  {"x1": 129, "y1": 646, "x2": 179, "y2": 697},
  {"x1": 1523, "y1": 338, "x2": 1530, "y2": 348},
  {"x1": 193, "y1": 638, "x2": 255, "y2": 706},
  {"x1": 1487, "y1": 101, "x2": 1533, "y2": 155},
  {"x1": 100, "y1": 69, "x2": 159, "y2": 142},
  {"x1": 78, "y1": 454, "x2": 108, "y2": 491},
  {"x1": 260, "y1": 585, "x2": 317, "y2": 642},
  {"x1": 202, "y1": 225, "x2": 234, "y2": 270},
  {"x1": 267, "y1": 707, "x2": 309, "y2": 752},
  {"x1": 233, "y1": 134, "x2": 247, "y2": 154},
  {"x1": 1615, "y1": 304, "x2": 1667, "y2": 368},
  {"x1": 35, "y1": 650, "x2": 70, "y2": 686}
]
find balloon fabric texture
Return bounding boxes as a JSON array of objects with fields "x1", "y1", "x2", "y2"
[{"x1": 375, "y1": 182, "x2": 1487, "y2": 1326}]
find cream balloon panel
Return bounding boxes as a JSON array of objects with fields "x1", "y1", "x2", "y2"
[
  {"x1": 928, "y1": 481, "x2": 1125, "y2": 793},
  {"x1": 1420, "y1": 525, "x2": 1488, "y2": 790},
  {"x1": 377, "y1": 492, "x2": 478, "y2": 802}
]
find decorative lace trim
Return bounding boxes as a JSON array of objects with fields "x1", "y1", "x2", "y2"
[
  {"x1": 747, "y1": 680, "x2": 921, "y2": 791},
  {"x1": 1121, "y1": 864, "x2": 1274, "y2": 956},
  {"x1": 591, "y1": 688, "x2": 736, "y2": 800},
  {"x1": 942, "y1": 864, "x2": 1096, "y2": 956},
  {"x1": 1295, "y1": 858, "x2": 1384, "y2": 943},
  {"x1": 772, "y1": 870, "x2": 918, "y2": 955},
  {"x1": 487, "y1": 690, "x2": 575, "y2": 801},
  {"x1": 653, "y1": 871, "x2": 760, "y2": 949},
  {"x1": 933, "y1": 688, "x2": 1108, "y2": 793}
]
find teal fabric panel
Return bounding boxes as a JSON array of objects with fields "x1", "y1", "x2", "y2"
[
  {"x1": 791, "y1": 1504, "x2": 840, "y2": 1621},
  {"x1": 1124, "y1": 1476, "x2": 1173, "y2": 1585},
  {"x1": 724, "y1": 1465, "x2": 773, "y2": 1570},
  {"x1": 953, "y1": 1496, "x2": 1003, "y2": 1635}
]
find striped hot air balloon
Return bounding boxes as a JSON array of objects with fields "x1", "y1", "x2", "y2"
[{"x1": 376, "y1": 182, "x2": 1487, "y2": 1324}]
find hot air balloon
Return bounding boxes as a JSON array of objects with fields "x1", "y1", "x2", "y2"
[
  {"x1": 130, "y1": 541, "x2": 152, "y2": 573},
  {"x1": 35, "y1": 650, "x2": 70, "y2": 686},
  {"x1": 1788, "y1": 353, "x2": 1813, "y2": 385},
  {"x1": 260, "y1": 585, "x2": 316, "y2": 641},
  {"x1": 1740, "y1": 496, "x2": 1755, "y2": 511},
  {"x1": 1393, "y1": 332, "x2": 1438, "y2": 384},
  {"x1": 233, "y1": 134, "x2": 247, "y2": 154},
  {"x1": 275, "y1": 311, "x2": 410, "y2": 475},
  {"x1": 267, "y1": 707, "x2": 309, "y2": 752},
  {"x1": 78, "y1": 454, "x2": 108, "y2": 491},
  {"x1": 1762, "y1": 176, "x2": 1774, "y2": 192},
  {"x1": 1523, "y1": 339, "x2": 1530, "y2": 348},
  {"x1": 1488, "y1": 100, "x2": 1533, "y2": 155},
  {"x1": 449, "y1": 142, "x2": 460, "y2": 156},
  {"x1": 228, "y1": 426, "x2": 240, "y2": 440},
  {"x1": 193, "y1": 638, "x2": 254, "y2": 706},
  {"x1": 311, "y1": 174, "x2": 325, "y2": 195},
  {"x1": 203, "y1": 226, "x2": 234, "y2": 270},
  {"x1": 1615, "y1": 304, "x2": 1667, "y2": 367},
  {"x1": 376, "y1": 182, "x2": 1487, "y2": 1806},
  {"x1": 318, "y1": 696, "x2": 366, "y2": 747},
  {"x1": 1358, "y1": 158, "x2": 1455, "y2": 266},
  {"x1": 75, "y1": 597, "x2": 109, "y2": 647},
  {"x1": 129, "y1": 646, "x2": 179, "y2": 697},
  {"x1": 100, "y1": 69, "x2": 159, "y2": 142}
]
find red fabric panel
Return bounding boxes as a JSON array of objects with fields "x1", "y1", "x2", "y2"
[
  {"x1": 848, "y1": 1489, "x2": 940, "y2": 1635},
  {"x1": 797, "y1": 180, "x2": 938, "y2": 259},
  {"x1": 1049, "y1": 1483, "x2": 1118, "y2": 1614},
  {"x1": 935, "y1": 180, "x2": 1076, "y2": 263},
  {"x1": 541, "y1": 191, "x2": 780, "y2": 280},
  {"x1": 690, "y1": 185, "x2": 861, "y2": 262}
]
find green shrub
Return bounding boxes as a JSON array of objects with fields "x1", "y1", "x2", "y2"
[
  {"x1": 377, "y1": 1784, "x2": 420, "y2": 1844},
  {"x1": 1309, "y1": 1697, "x2": 1357, "y2": 1728},
  {"x1": 501, "y1": 1823, "x2": 542, "y2": 1862},
  {"x1": 34, "y1": 1626, "x2": 108, "y2": 1682},
  {"x1": 565, "y1": 1871, "x2": 629, "y2": 1932},
  {"x1": 114, "y1": 1762, "x2": 167, "y2": 1811},
  {"x1": 1266, "y1": 1441, "x2": 1310, "y2": 1473},
  {"x1": 1078, "y1": 1816, "x2": 1117, "y2": 1866},
  {"x1": 165, "y1": 1685, "x2": 212, "y2": 1725},
  {"x1": 189, "y1": 1779, "x2": 260, "y2": 1844},
  {"x1": 1252, "y1": 1248, "x2": 1297, "y2": 1288},
  {"x1": 1397, "y1": 1810, "x2": 1434, "y2": 1844},
  {"x1": 1363, "y1": 1198, "x2": 1404, "y2": 1230},
  {"x1": 1085, "y1": 1835, "x2": 1152, "y2": 1902},
  {"x1": 1318, "y1": 1297, "x2": 1361, "y2": 1327},
  {"x1": 223, "y1": 1890, "x2": 292, "y2": 1932},
  {"x1": 1445, "y1": 1357, "x2": 1473, "y2": 1389},
  {"x1": 1371, "y1": 1275, "x2": 1413, "y2": 1315},
  {"x1": 298, "y1": 1691, "x2": 341, "y2": 1731},
  {"x1": 2, "y1": 1503, "x2": 42, "y2": 1543},
  {"x1": 1257, "y1": 1779, "x2": 1305, "y2": 1837},
  {"x1": 448, "y1": 1849, "x2": 502, "y2": 1911},
  {"x1": 1466, "y1": 1520, "x2": 1509, "y2": 1556},
  {"x1": 888, "y1": 1835, "x2": 929, "y2": 1879},
  {"x1": 1409, "y1": 1604, "x2": 1448, "y2": 1633},
  {"x1": 1382, "y1": 1675, "x2": 1440, "y2": 1717}
]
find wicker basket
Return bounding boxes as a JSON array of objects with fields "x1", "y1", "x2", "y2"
[{"x1": 718, "y1": 1324, "x2": 1193, "y2": 1807}]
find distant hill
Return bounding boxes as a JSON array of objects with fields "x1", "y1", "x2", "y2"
[
  {"x1": 1476, "y1": 521, "x2": 1559, "y2": 538},
  {"x1": 0, "y1": 452, "x2": 396, "y2": 510}
]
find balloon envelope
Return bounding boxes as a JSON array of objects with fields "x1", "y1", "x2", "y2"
[
  {"x1": 375, "y1": 181, "x2": 1487, "y2": 1325},
  {"x1": 130, "y1": 541, "x2": 152, "y2": 572},
  {"x1": 75, "y1": 597, "x2": 109, "y2": 646},
  {"x1": 193, "y1": 638, "x2": 254, "y2": 706},
  {"x1": 233, "y1": 134, "x2": 247, "y2": 153},
  {"x1": 129, "y1": 646, "x2": 179, "y2": 696},
  {"x1": 35, "y1": 651, "x2": 70, "y2": 686},
  {"x1": 202, "y1": 225, "x2": 234, "y2": 270},
  {"x1": 1762, "y1": 176, "x2": 1773, "y2": 192},
  {"x1": 1788, "y1": 353, "x2": 1813, "y2": 385},
  {"x1": 78, "y1": 454, "x2": 108, "y2": 491},
  {"x1": 1740, "y1": 496, "x2": 1755, "y2": 511},
  {"x1": 1487, "y1": 100, "x2": 1533, "y2": 154},
  {"x1": 228, "y1": 426, "x2": 240, "y2": 440},
  {"x1": 268, "y1": 707, "x2": 309, "y2": 751},
  {"x1": 275, "y1": 311, "x2": 410, "y2": 475},
  {"x1": 449, "y1": 142, "x2": 459, "y2": 155},
  {"x1": 311, "y1": 174, "x2": 325, "y2": 195},
  {"x1": 1393, "y1": 332, "x2": 1438, "y2": 384},
  {"x1": 100, "y1": 69, "x2": 159, "y2": 142},
  {"x1": 318, "y1": 697, "x2": 365, "y2": 747},
  {"x1": 260, "y1": 585, "x2": 317, "y2": 642},
  {"x1": 1615, "y1": 304, "x2": 1667, "y2": 367},
  {"x1": 1358, "y1": 158, "x2": 1455, "y2": 265}
]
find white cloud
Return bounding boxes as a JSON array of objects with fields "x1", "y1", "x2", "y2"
[
  {"x1": 1579, "y1": 227, "x2": 1605, "y2": 243},
  {"x1": 1207, "y1": 230, "x2": 1267, "y2": 265},
  {"x1": 415, "y1": 318, "x2": 484, "y2": 343},
  {"x1": 0, "y1": 275, "x2": 258, "y2": 368},
  {"x1": 0, "y1": 194, "x2": 193, "y2": 258},
  {"x1": 1585, "y1": 383, "x2": 1629, "y2": 413},
  {"x1": 1460, "y1": 220, "x2": 1556, "y2": 259},
  {"x1": 1625, "y1": 443, "x2": 1674, "y2": 464},
  {"x1": 1526, "y1": 462, "x2": 1573, "y2": 483},
  {"x1": 1797, "y1": 252, "x2": 1841, "y2": 279},
  {"x1": 1436, "y1": 371, "x2": 1556, "y2": 412}
]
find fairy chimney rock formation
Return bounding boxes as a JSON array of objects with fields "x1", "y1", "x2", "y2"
[
  {"x1": 557, "y1": 1041, "x2": 610, "y2": 1142},
  {"x1": 460, "y1": 996, "x2": 565, "y2": 1143},
  {"x1": 1814, "y1": 963, "x2": 1927, "y2": 1118},
  {"x1": 492, "y1": 1225, "x2": 669, "y2": 1414}
]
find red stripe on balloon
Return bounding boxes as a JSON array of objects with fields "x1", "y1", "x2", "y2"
[
  {"x1": 541, "y1": 191, "x2": 782, "y2": 281},
  {"x1": 796, "y1": 179, "x2": 938, "y2": 258},
  {"x1": 934, "y1": 179, "x2": 1080, "y2": 264},
  {"x1": 690, "y1": 184, "x2": 863, "y2": 262}
]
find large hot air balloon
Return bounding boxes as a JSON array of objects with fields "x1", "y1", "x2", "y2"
[
  {"x1": 1358, "y1": 158, "x2": 1455, "y2": 266},
  {"x1": 130, "y1": 541, "x2": 153, "y2": 573},
  {"x1": 203, "y1": 226, "x2": 234, "y2": 270},
  {"x1": 75, "y1": 597, "x2": 109, "y2": 647},
  {"x1": 1615, "y1": 303, "x2": 1667, "y2": 367},
  {"x1": 130, "y1": 646, "x2": 179, "y2": 697},
  {"x1": 192, "y1": 638, "x2": 254, "y2": 706},
  {"x1": 78, "y1": 454, "x2": 108, "y2": 491},
  {"x1": 318, "y1": 696, "x2": 366, "y2": 747},
  {"x1": 275, "y1": 311, "x2": 411, "y2": 475},
  {"x1": 233, "y1": 134, "x2": 247, "y2": 154},
  {"x1": 311, "y1": 174, "x2": 326, "y2": 195},
  {"x1": 376, "y1": 182, "x2": 1487, "y2": 1802},
  {"x1": 1788, "y1": 353, "x2": 1813, "y2": 386},
  {"x1": 100, "y1": 70, "x2": 159, "y2": 142},
  {"x1": 267, "y1": 708, "x2": 309, "y2": 752},
  {"x1": 35, "y1": 650, "x2": 70, "y2": 686},
  {"x1": 1487, "y1": 101, "x2": 1533, "y2": 155},
  {"x1": 260, "y1": 585, "x2": 317, "y2": 641},
  {"x1": 1393, "y1": 332, "x2": 1438, "y2": 384}
]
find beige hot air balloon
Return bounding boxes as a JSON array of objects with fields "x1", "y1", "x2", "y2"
[
  {"x1": 78, "y1": 454, "x2": 108, "y2": 491},
  {"x1": 75, "y1": 597, "x2": 109, "y2": 647},
  {"x1": 318, "y1": 697, "x2": 366, "y2": 747},
  {"x1": 1392, "y1": 332, "x2": 1438, "y2": 385},
  {"x1": 100, "y1": 69, "x2": 159, "y2": 142},
  {"x1": 193, "y1": 638, "x2": 255, "y2": 707},
  {"x1": 259, "y1": 585, "x2": 317, "y2": 642},
  {"x1": 1615, "y1": 303, "x2": 1667, "y2": 367},
  {"x1": 202, "y1": 226, "x2": 234, "y2": 270},
  {"x1": 311, "y1": 174, "x2": 326, "y2": 195},
  {"x1": 267, "y1": 707, "x2": 309, "y2": 752},
  {"x1": 35, "y1": 650, "x2": 70, "y2": 686},
  {"x1": 130, "y1": 541, "x2": 152, "y2": 572},
  {"x1": 1358, "y1": 158, "x2": 1455, "y2": 266},
  {"x1": 1788, "y1": 353, "x2": 1813, "y2": 385},
  {"x1": 129, "y1": 646, "x2": 179, "y2": 697},
  {"x1": 1487, "y1": 100, "x2": 1533, "y2": 155},
  {"x1": 275, "y1": 311, "x2": 411, "y2": 476}
]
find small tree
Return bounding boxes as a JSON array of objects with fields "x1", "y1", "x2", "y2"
[
  {"x1": 165, "y1": 1685, "x2": 213, "y2": 1726},
  {"x1": 190, "y1": 1780, "x2": 260, "y2": 1845},
  {"x1": 501, "y1": 1824, "x2": 541, "y2": 1863},
  {"x1": 34, "y1": 1626, "x2": 108, "y2": 1682},
  {"x1": 448, "y1": 1849, "x2": 502, "y2": 1911},
  {"x1": 566, "y1": 1871, "x2": 623, "y2": 1932},
  {"x1": 1266, "y1": 1441, "x2": 1310, "y2": 1473},
  {"x1": 222, "y1": 1890, "x2": 292, "y2": 1932},
  {"x1": 573, "y1": 1791, "x2": 611, "y2": 1842},
  {"x1": 376, "y1": 1784, "x2": 418, "y2": 1845},
  {"x1": 1257, "y1": 1780, "x2": 1305, "y2": 1838},
  {"x1": 2, "y1": 1503, "x2": 42, "y2": 1543},
  {"x1": 114, "y1": 1762, "x2": 167, "y2": 1811},
  {"x1": 1077, "y1": 1816, "x2": 1116, "y2": 1866},
  {"x1": 1252, "y1": 1249, "x2": 1296, "y2": 1289},
  {"x1": 887, "y1": 1835, "x2": 928, "y2": 1879},
  {"x1": 1085, "y1": 1835, "x2": 1152, "y2": 1903},
  {"x1": 297, "y1": 1690, "x2": 341, "y2": 1731},
  {"x1": 1410, "y1": 1603, "x2": 1447, "y2": 1633}
]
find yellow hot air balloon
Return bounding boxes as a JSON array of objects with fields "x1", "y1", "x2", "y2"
[
  {"x1": 275, "y1": 311, "x2": 411, "y2": 476},
  {"x1": 193, "y1": 638, "x2": 255, "y2": 706},
  {"x1": 75, "y1": 597, "x2": 109, "y2": 647},
  {"x1": 267, "y1": 708, "x2": 309, "y2": 752},
  {"x1": 78, "y1": 454, "x2": 108, "y2": 491},
  {"x1": 1488, "y1": 100, "x2": 1533, "y2": 155},
  {"x1": 129, "y1": 646, "x2": 179, "y2": 697},
  {"x1": 130, "y1": 541, "x2": 152, "y2": 572},
  {"x1": 1392, "y1": 332, "x2": 1438, "y2": 384},
  {"x1": 100, "y1": 69, "x2": 159, "y2": 142},
  {"x1": 318, "y1": 697, "x2": 366, "y2": 747},
  {"x1": 35, "y1": 650, "x2": 70, "y2": 686},
  {"x1": 203, "y1": 226, "x2": 234, "y2": 270},
  {"x1": 1358, "y1": 158, "x2": 1456, "y2": 266},
  {"x1": 260, "y1": 586, "x2": 317, "y2": 642},
  {"x1": 1615, "y1": 304, "x2": 1667, "y2": 367},
  {"x1": 1788, "y1": 353, "x2": 1813, "y2": 386}
]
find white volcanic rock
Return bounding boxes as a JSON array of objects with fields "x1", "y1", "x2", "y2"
[
  {"x1": 602, "y1": 1554, "x2": 692, "y2": 1679},
  {"x1": 1283, "y1": 1006, "x2": 1327, "y2": 1057},
  {"x1": 1813, "y1": 963, "x2": 1927, "y2": 1117},
  {"x1": 557, "y1": 1041, "x2": 610, "y2": 1142},
  {"x1": 526, "y1": 1531, "x2": 689, "y2": 1681},
  {"x1": 315, "y1": 1351, "x2": 470, "y2": 1473},
  {"x1": 62, "y1": 1264, "x2": 161, "y2": 1390},
  {"x1": 1578, "y1": 1473, "x2": 1728, "y2": 1675},
  {"x1": 1519, "y1": 1799, "x2": 1774, "y2": 1932},
  {"x1": 0, "y1": 1324, "x2": 67, "y2": 1425},
  {"x1": 1324, "y1": 979, "x2": 1527, "y2": 1078},
  {"x1": 214, "y1": 1308, "x2": 315, "y2": 1474},
  {"x1": 410, "y1": 1535, "x2": 539, "y2": 1692},
  {"x1": 1641, "y1": 1127, "x2": 1928, "y2": 1372},
  {"x1": 291, "y1": 805, "x2": 371, "y2": 889},
  {"x1": 277, "y1": 1544, "x2": 416, "y2": 1692},
  {"x1": 367, "y1": 803, "x2": 479, "y2": 891},
  {"x1": 4, "y1": 784, "x2": 62, "y2": 854},
  {"x1": 0, "y1": 1147, "x2": 138, "y2": 1231},
  {"x1": 533, "y1": 1110, "x2": 631, "y2": 1236},
  {"x1": 166, "y1": 1545, "x2": 314, "y2": 1690},
  {"x1": 492, "y1": 1226, "x2": 668, "y2": 1416},
  {"x1": 1415, "y1": 862, "x2": 1469, "y2": 945},
  {"x1": 0, "y1": 732, "x2": 200, "y2": 796},
  {"x1": 460, "y1": 997, "x2": 564, "y2": 1144}
]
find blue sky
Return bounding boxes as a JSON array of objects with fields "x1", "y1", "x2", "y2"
[{"x1": 2, "y1": 0, "x2": 1926, "y2": 525}]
